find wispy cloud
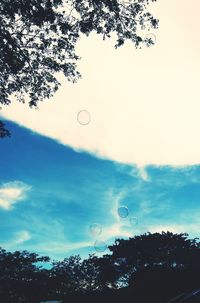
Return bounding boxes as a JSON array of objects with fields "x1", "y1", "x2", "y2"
[
  {"x1": 135, "y1": 166, "x2": 150, "y2": 182},
  {"x1": 139, "y1": 200, "x2": 154, "y2": 215},
  {"x1": 138, "y1": 167, "x2": 149, "y2": 181},
  {"x1": 0, "y1": 230, "x2": 31, "y2": 250},
  {"x1": 14, "y1": 230, "x2": 31, "y2": 245},
  {"x1": 109, "y1": 189, "x2": 128, "y2": 222},
  {"x1": 0, "y1": 181, "x2": 31, "y2": 210},
  {"x1": 101, "y1": 189, "x2": 134, "y2": 242}
]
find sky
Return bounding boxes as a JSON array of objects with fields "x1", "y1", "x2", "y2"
[{"x1": 0, "y1": 0, "x2": 200, "y2": 261}]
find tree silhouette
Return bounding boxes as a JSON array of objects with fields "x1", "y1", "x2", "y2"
[
  {"x1": 0, "y1": 0, "x2": 159, "y2": 136},
  {"x1": 106, "y1": 232, "x2": 200, "y2": 303},
  {"x1": 0, "y1": 121, "x2": 10, "y2": 137},
  {"x1": 1, "y1": 232, "x2": 199, "y2": 302},
  {"x1": 106, "y1": 232, "x2": 200, "y2": 283},
  {"x1": 0, "y1": 247, "x2": 50, "y2": 302},
  {"x1": 109, "y1": 232, "x2": 200, "y2": 269},
  {"x1": 49, "y1": 255, "x2": 94, "y2": 296}
]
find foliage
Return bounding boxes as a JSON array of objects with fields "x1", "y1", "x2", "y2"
[
  {"x1": 0, "y1": 248, "x2": 50, "y2": 302},
  {"x1": 0, "y1": 0, "x2": 159, "y2": 136},
  {"x1": 108, "y1": 232, "x2": 200, "y2": 285},
  {"x1": 0, "y1": 120, "x2": 10, "y2": 137},
  {"x1": 2, "y1": 232, "x2": 199, "y2": 302},
  {"x1": 49, "y1": 254, "x2": 100, "y2": 295}
]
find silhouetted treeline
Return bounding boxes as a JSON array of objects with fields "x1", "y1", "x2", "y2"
[{"x1": 1, "y1": 232, "x2": 200, "y2": 303}]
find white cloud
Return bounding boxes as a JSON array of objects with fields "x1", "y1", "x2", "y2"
[
  {"x1": 0, "y1": 230, "x2": 31, "y2": 250},
  {"x1": 1, "y1": 0, "x2": 200, "y2": 166},
  {"x1": 0, "y1": 181, "x2": 31, "y2": 210},
  {"x1": 14, "y1": 230, "x2": 31, "y2": 245}
]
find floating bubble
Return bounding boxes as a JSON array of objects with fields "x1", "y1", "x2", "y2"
[
  {"x1": 89, "y1": 223, "x2": 102, "y2": 237},
  {"x1": 77, "y1": 110, "x2": 91, "y2": 125},
  {"x1": 113, "y1": 258, "x2": 128, "y2": 273},
  {"x1": 145, "y1": 33, "x2": 156, "y2": 45},
  {"x1": 117, "y1": 205, "x2": 129, "y2": 218},
  {"x1": 129, "y1": 216, "x2": 138, "y2": 226},
  {"x1": 94, "y1": 240, "x2": 107, "y2": 253}
]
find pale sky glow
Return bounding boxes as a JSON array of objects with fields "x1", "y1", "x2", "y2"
[{"x1": 1, "y1": 0, "x2": 200, "y2": 166}]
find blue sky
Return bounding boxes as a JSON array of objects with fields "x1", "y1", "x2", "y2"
[
  {"x1": 0, "y1": 121, "x2": 200, "y2": 261},
  {"x1": 0, "y1": 0, "x2": 200, "y2": 262}
]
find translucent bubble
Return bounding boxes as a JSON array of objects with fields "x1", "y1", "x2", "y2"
[
  {"x1": 145, "y1": 33, "x2": 156, "y2": 45},
  {"x1": 118, "y1": 205, "x2": 129, "y2": 218},
  {"x1": 94, "y1": 240, "x2": 107, "y2": 253},
  {"x1": 129, "y1": 216, "x2": 138, "y2": 226},
  {"x1": 89, "y1": 223, "x2": 102, "y2": 237},
  {"x1": 113, "y1": 258, "x2": 128, "y2": 273},
  {"x1": 77, "y1": 110, "x2": 91, "y2": 125}
]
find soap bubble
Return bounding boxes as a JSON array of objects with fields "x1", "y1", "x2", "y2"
[
  {"x1": 129, "y1": 216, "x2": 138, "y2": 226},
  {"x1": 94, "y1": 240, "x2": 107, "y2": 253},
  {"x1": 145, "y1": 33, "x2": 156, "y2": 45},
  {"x1": 118, "y1": 205, "x2": 129, "y2": 218},
  {"x1": 113, "y1": 258, "x2": 128, "y2": 273},
  {"x1": 77, "y1": 110, "x2": 91, "y2": 125},
  {"x1": 89, "y1": 223, "x2": 102, "y2": 237}
]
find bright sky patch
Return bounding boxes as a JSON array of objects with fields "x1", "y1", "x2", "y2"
[{"x1": 0, "y1": 181, "x2": 31, "y2": 210}]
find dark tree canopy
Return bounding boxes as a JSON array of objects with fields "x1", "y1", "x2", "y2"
[
  {"x1": 107, "y1": 232, "x2": 200, "y2": 287},
  {"x1": 109, "y1": 232, "x2": 200, "y2": 268},
  {"x1": 1, "y1": 232, "x2": 200, "y2": 302},
  {"x1": 0, "y1": 248, "x2": 50, "y2": 302},
  {"x1": 0, "y1": 120, "x2": 10, "y2": 137},
  {"x1": 0, "y1": 0, "x2": 159, "y2": 137}
]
